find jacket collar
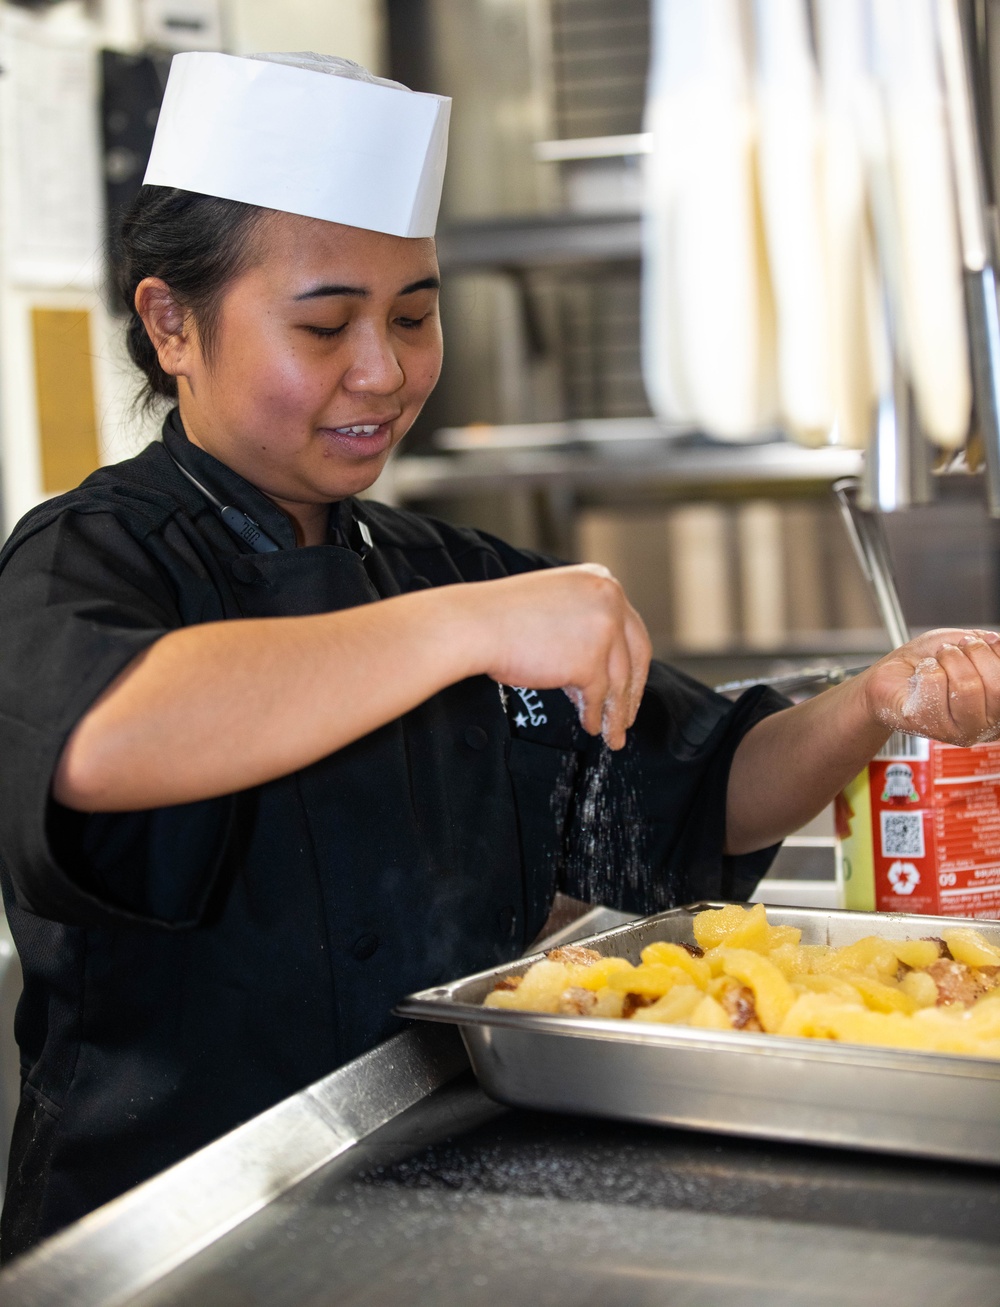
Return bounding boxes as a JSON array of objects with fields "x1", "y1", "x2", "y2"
[{"x1": 161, "y1": 408, "x2": 356, "y2": 551}]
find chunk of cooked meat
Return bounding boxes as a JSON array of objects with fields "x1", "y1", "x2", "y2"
[
  {"x1": 491, "y1": 974, "x2": 523, "y2": 992},
  {"x1": 720, "y1": 982, "x2": 763, "y2": 1031},
  {"x1": 680, "y1": 942, "x2": 705, "y2": 958},
  {"x1": 622, "y1": 992, "x2": 655, "y2": 1019},
  {"x1": 557, "y1": 987, "x2": 599, "y2": 1016},
  {"x1": 545, "y1": 945, "x2": 602, "y2": 967},
  {"x1": 926, "y1": 958, "x2": 992, "y2": 1006}
]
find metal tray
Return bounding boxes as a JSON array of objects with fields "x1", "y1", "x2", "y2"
[{"x1": 397, "y1": 904, "x2": 1000, "y2": 1166}]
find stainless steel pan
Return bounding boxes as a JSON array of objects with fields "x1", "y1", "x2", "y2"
[{"x1": 397, "y1": 904, "x2": 1000, "y2": 1165}]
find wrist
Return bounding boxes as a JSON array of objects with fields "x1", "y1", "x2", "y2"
[
  {"x1": 409, "y1": 582, "x2": 489, "y2": 685},
  {"x1": 843, "y1": 665, "x2": 893, "y2": 753}
]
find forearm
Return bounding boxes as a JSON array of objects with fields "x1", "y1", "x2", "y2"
[
  {"x1": 725, "y1": 674, "x2": 889, "y2": 855},
  {"x1": 54, "y1": 587, "x2": 476, "y2": 812},
  {"x1": 54, "y1": 561, "x2": 652, "y2": 813}
]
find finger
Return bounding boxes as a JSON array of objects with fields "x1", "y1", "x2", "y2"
[
  {"x1": 578, "y1": 668, "x2": 611, "y2": 738},
  {"x1": 562, "y1": 684, "x2": 585, "y2": 728},
  {"x1": 958, "y1": 635, "x2": 1000, "y2": 728},
  {"x1": 623, "y1": 609, "x2": 652, "y2": 727},
  {"x1": 602, "y1": 638, "x2": 632, "y2": 750},
  {"x1": 935, "y1": 642, "x2": 988, "y2": 742}
]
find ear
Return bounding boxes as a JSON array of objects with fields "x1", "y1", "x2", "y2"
[{"x1": 135, "y1": 278, "x2": 198, "y2": 380}]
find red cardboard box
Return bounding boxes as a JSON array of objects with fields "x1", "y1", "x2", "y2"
[{"x1": 838, "y1": 734, "x2": 1000, "y2": 919}]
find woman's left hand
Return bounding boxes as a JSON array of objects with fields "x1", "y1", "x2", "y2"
[
  {"x1": 727, "y1": 627, "x2": 1000, "y2": 854},
  {"x1": 860, "y1": 628, "x2": 1000, "y2": 747}
]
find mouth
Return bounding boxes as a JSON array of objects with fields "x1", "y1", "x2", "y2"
[{"x1": 319, "y1": 419, "x2": 398, "y2": 457}]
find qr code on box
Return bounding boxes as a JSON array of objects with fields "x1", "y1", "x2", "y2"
[{"x1": 881, "y1": 811, "x2": 925, "y2": 858}]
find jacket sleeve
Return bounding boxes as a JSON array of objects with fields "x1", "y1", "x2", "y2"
[
  {"x1": 0, "y1": 509, "x2": 235, "y2": 929},
  {"x1": 597, "y1": 665, "x2": 790, "y2": 911}
]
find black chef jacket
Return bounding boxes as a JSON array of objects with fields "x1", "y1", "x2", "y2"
[{"x1": 0, "y1": 410, "x2": 786, "y2": 1258}]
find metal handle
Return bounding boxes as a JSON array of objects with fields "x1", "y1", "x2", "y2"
[{"x1": 833, "y1": 478, "x2": 910, "y2": 649}]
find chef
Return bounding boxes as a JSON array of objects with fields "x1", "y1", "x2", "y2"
[{"x1": 1, "y1": 51, "x2": 998, "y2": 1260}]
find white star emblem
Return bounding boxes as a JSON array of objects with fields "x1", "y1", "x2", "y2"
[{"x1": 514, "y1": 712, "x2": 529, "y2": 728}]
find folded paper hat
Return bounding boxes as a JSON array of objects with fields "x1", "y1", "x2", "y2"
[{"x1": 144, "y1": 52, "x2": 451, "y2": 238}]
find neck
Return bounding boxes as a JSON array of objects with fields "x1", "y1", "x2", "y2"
[
  {"x1": 270, "y1": 497, "x2": 329, "y2": 548},
  {"x1": 176, "y1": 400, "x2": 330, "y2": 548}
]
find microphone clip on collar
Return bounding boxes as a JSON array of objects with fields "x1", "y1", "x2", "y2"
[
  {"x1": 170, "y1": 455, "x2": 280, "y2": 553},
  {"x1": 169, "y1": 454, "x2": 375, "y2": 559}
]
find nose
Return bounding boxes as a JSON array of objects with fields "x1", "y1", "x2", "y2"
[{"x1": 342, "y1": 321, "x2": 405, "y2": 396}]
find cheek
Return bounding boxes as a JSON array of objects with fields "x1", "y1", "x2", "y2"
[
  {"x1": 406, "y1": 343, "x2": 443, "y2": 404},
  {"x1": 226, "y1": 332, "x2": 334, "y2": 421}
]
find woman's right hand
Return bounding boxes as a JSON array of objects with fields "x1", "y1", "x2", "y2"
[{"x1": 455, "y1": 564, "x2": 653, "y2": 749}]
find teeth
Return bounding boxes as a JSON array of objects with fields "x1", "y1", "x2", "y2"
[{"x1": 335, "y1": 424, "x2": 381, "y2": 435}]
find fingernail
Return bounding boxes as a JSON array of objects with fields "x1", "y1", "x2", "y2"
[{"x1": 985, "y1": 632, "x2": 1000, "y2": 645}]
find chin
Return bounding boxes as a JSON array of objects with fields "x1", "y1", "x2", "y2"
[{"x1": 327, "y1": 464, "x2": 386, "y2": 499}]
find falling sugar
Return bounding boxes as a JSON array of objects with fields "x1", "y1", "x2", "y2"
[{"x1": 551, "y1": 739, "x2": 655, "y2": 911}]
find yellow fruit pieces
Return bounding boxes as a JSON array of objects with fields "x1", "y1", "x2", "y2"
[
  {"x1": 943, "y1": 928, "x2": 1000, "y2": 968},
  {"x1": 481, "y1": 904, "x2": 1000, "y2": 1059}
]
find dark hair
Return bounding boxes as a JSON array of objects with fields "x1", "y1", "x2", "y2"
[{"x1": 110, "y1": 186, "x2": 271, "y2": 409}]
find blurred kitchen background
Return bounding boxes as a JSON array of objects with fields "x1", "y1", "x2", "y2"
[
  {"x1": 5, "y1": 0, "x2": 998, "y2": 684},
  {"x1": 6, "y1": 0, "x2": 1000, "y2": 1183}
]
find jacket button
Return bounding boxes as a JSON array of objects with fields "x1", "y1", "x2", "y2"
[
  {"x1": 464, "y1": 726, "x2": 488, "y2": 751},
  {"x1": 230, "y1": 557, "x2": 267, "y2": 585},
  {"x1": 497, "y1": 905, "x2": 516, "y2": 937},
  {"x1": 352, "y1": 933, "x2": 379, "y2": 961}
]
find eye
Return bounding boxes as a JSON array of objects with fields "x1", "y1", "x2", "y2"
[
  {"x1": 395, "y1": 314, "x2": 429, "y2": 330},
  {"x1": 303, "y1": 324, "x2": 347, "y2": 339}
]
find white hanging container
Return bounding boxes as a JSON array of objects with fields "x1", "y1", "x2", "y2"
[
  {"x1": 873, "y1": 0, "x2": 970, "y2": 450},
  {"x1": 753, "y1": 0, "x2": 835, "y2": 446},
  {"x1": 813, "y1": 0, "x2": 882, "y2": 452},
  {"x1": 642, "y1": 0, "x2": 777, "y2": 440}
]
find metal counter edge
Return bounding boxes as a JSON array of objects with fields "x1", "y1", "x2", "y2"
[{"x1": 0, "y1": 1024, "x2": 468, "y2": 1307}]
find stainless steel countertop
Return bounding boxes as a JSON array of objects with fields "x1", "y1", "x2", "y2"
[
  {"x1": 113, "y1": 1074, "x2": 1000, "y2": 1307},
  {"x1": 3, "y1": 907, "x2": 998, "y2": 1307}
]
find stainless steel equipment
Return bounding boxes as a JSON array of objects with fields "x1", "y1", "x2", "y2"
[
  {"x1": 398, "y1": 903, "x2": 1000, "y2": 1167},
  {"x1": 2, "y1": 903, "x2": 997, "y2": 1306},
  {"x1": 833, "y1": 477, "x2": 910, "y2": 647}
]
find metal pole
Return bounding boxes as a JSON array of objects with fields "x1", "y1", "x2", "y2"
[{"x1": 833, "y1": 477, "x2": 910, "y2": 650}]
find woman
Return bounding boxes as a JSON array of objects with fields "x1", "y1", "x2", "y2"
[{"x1": 0, "y1": 51, "x2": 997, "y2": 1258}]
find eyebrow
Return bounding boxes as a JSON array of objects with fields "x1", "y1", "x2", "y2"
[{"x1": 294, "y1": 276, "x2": 441, "y2": 301}]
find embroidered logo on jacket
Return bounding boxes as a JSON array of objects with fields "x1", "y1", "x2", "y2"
[{"x1": 510, "y1": 686, "x2": 548, "y2": 729}]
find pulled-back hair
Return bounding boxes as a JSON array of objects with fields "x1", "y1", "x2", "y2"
[{"x1": 110, "y1": 186, "x2": 271, "y2": 409}]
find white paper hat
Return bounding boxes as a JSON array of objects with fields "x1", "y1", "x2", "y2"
[{"x1": 143, "y1": 52, "x2": 451, "y2": 238}]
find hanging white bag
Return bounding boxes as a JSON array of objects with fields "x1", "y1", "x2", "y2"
[{"x1": 642, "y1": 0, "x2": 777, "y2": 440}]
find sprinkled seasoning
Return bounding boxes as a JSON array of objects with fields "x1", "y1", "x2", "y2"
[{"x1": 553, "y1": 741, "x2": 654, "y2": 910}]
